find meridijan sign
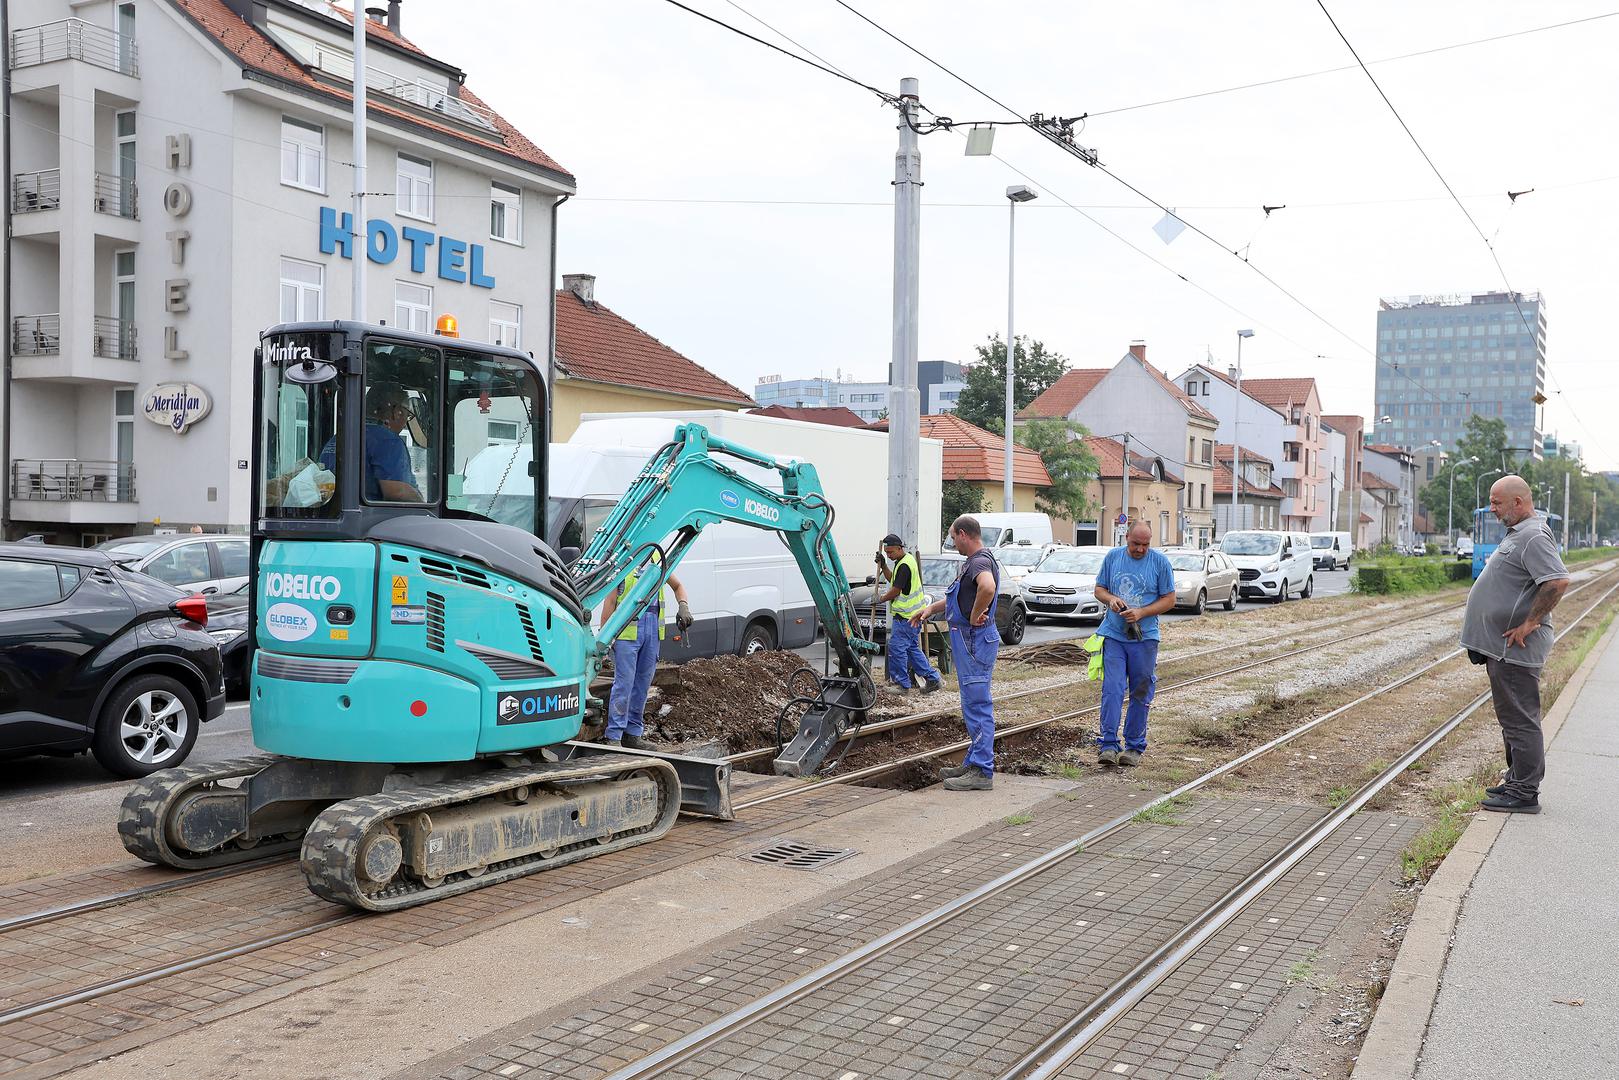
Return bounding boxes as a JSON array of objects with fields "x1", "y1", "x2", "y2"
[
  {"x1": 318, "y1": 207, "x2": 496, "y2": 289},
  {"x1": 142, "y1": 382, "x2": 211, "y2": 433}
]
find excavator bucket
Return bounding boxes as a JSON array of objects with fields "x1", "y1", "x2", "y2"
[{"x1": 773, "y1": 675, "x2": 868, "y2": 777}]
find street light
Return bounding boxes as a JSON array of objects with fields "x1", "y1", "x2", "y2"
[
  {"x1": 1003, "y1": 184, "x2": 1038, "y2": 512},
  {"x1": 1231, "y1": 329, "x2": 1254, "y2": 533},
  {"x1": 1448, "y1": 455, "x2": 1476, "y2": 548},
  {"x1": 1477, "y1": 467, "x2": 1504, "y2": 513}
]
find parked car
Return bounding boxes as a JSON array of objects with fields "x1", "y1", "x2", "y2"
[
  {"x1": 1160, "y1": 548, "x2": 1240, "y2": 613},
  {"x1": 1455, "y1": 535, "x2": 1474, "y2": 561},
  {"x1": 0, "y1": 544, "x2": 225, "y2": 776},
  {"x1": 1309, "y1": 531, "x2": 1353, "y2": 571},
  {"x1": 1221, "y1": 530, "x2": 1314, "y2": 602},
  {"x1": 1019, "y1": 546, "x2": 1110, "y2": 623},
  {"x1": 205, "y1": 582, "x2": 253, "y2": 698},
  {"x1": 849, "y1": 553, "x2": 1027, "y2": 645},
  {"x1": 96, "y1": 533, "x2": 250, "y2": 596},
  {"x1": 995, "y1": 542, "x2": 1057, "y2": 582}
]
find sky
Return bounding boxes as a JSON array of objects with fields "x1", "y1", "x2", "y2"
[{"x1": 402, "y1": 0, "x2": 1619, "y2": 469}]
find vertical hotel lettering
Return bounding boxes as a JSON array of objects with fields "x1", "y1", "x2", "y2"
[{"x1": 162, "y1": 134, "x2": 193, "y2": 359}]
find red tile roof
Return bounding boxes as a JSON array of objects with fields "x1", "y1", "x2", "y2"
[
  {"x1": 912, "y1": 414, "x2": 1051, "y2": 487},
  {"x1": 1364, "y1": 443, "x2": 1407, "y2": 456},
  {"x1": 169, "y1": 0, "x2": 573, "y2": 182},
  {"x1": 1084, "y1": 436, "x2": 1185, "y2": 486},
  {"x1": 1213, "y1": 442, "x2": 1273, "y2": 467},
  {"x1": 1321, "y1": 414, "x2": 1364, "y2": 432},
  {"x1": 1240, "y1": 377, "x2": 1319, "y2": 412},
  {"x1": 1184, "y1": 364, "x2": 1288, "y2": 418},
  {"x1": 1359, "y1": 512, "x2": 1376, "y2": 524},
  {"x1": 748, "y1": 405, "x2": 869, "y2": 428},
  {"x1": 1361, "y1": 473, "x2": 1400, "y2": 491},
  {"x1": 1019, "y1": 369, "x2": 1109, "y2": 419},
  {"x1": 554, "y1": 290, "x2": 754, "y2": 406},
  {"x1": 1212, "y1": 459, "x2": 1284, "y2": 499},
  {"x1": 1136, "y1": 358, "x2": 1218, "y2": 423}
]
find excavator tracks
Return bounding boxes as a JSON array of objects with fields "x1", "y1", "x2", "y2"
[
  {"x1": 300, "y1": 755, "x2": 683, "y2": 912},
  {"x1": 118, "y1": 753, "x2": 306, "y2": 870}
]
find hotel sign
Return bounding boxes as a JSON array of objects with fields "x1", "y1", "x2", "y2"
[
  {"x1": 142, "y1": 382, "x2": 211, "y2": 433},
  {"x1": 318, "y1": 207, "x2": 496, "y2": 289}
]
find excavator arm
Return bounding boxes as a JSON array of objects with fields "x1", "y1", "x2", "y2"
[{"x1": 570, "y1": 423, "x2": 880, "y2": 776}]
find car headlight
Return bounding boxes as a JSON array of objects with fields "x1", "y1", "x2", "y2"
[
  {"x1": 209, "y1": 628, "x2": 246, "y2": 644},
  {"x1": 1261, "y1": 561, "x2": 1280, "y2": 573}
]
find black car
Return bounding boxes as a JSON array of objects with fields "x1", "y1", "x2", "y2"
[
  {"x1": 0, "y1": 544, "x2": 226, "y2": 777},
  {"x1": 205, "y1": 582, "x2": 253, "y2": 698}
]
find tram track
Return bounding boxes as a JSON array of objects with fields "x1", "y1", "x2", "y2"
[
  {"x1": 1, "y1": 569, "x2": 1610, "y2": 1039},
  {"x1": 595, "y1": 571, "x2": 1619, "y2": 1079}
]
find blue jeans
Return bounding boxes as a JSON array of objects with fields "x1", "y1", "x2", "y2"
[
  {"x1": 1099, "y1": 636, "x2": 1158, "y2": 754},
  {"x1": 948, "y1": 620, "x2": 999, "y2": 774},
  {"x1": 886, "y1": 617, "x2": 939, "y2": 689},
  {"x1": 607, "y1": 610, "x2": 661, "y2": 740}
]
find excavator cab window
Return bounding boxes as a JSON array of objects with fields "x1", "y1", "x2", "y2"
[
  {"x1": 447, "y1": 347, "x2": 544, "y2": 534},
  {"x1": 259, "y1": 332, "x2": 342, "y2": 518},
  {"x1": 362, "y1": 340, "x2": 439, "y2": 505}
]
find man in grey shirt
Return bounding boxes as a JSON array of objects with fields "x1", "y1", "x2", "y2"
[{"x1": 1460, "y1": 475, "x2": 1569, "y2": 814}]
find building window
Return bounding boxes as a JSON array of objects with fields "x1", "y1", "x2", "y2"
[
  {"x1": 280, "y1": 117, "x2": 325, "y2": 192},
  {"x1": 113, "y1": 110, "x2": 136, "y2": 216},
  {"x1": 1201, "y1": 439, "x2": 1213, "y2": 465},
  {"x1": 394, "y1": 281, "x2": 432, "y2": 333},
  {"x1": 279, "y1": 258, "x2": 324, "y2": 322},
  {"x1": 1200, "y1": 483, "x2": 1207, "y2": 508},
  {"x1": 490, "y1": 182, "x2": 521, "y2": 244},
  {"x1": 1202, "y1": 380, "x2": 1210, "y2": 395},
  {"x1": 114, "y1": 388, "x2": 135, "y2": 499},
  {"x1": 488, "y1": 300, "x2": 521, "y2": 349},
  {"x1": 397, "y1": 154, "x2": 434, "y2": 221},
  {"x1": 487, "y1": 419, "x2": 519, "y2": 445}
]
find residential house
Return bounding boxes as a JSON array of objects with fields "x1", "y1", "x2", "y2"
[
  {"x1": 1360, "y1": 472, "x2": 1403, "y2": 547},
  {"x1": 1077, "y1": 436, "x2": 1185, "y2": 547},
  {"x1": 1321, "y1": 414, "x2": 1365, "y2": 543},
  {"x1": 1211, "y1": 445, "x2": 1284, "y2": 533},
  {"x1": 1172, "y1": 362, "x2": 1287, "y2": 526},
  {"x1": 552, "y1": 274, "x2": 755, "y2": 439},
  {"x1": 1362, "y1": 444, "x2": 1419, "y2": 548},
  {"x1": 1236, "y1": 378, "x2": 1328, "y2": 532},
  {"x1": 866, "y1": 414, "x2": 1051, "y2": 519},
  {"x1": 747, "y1": 405, "x2": 869, "y2": 428},
  {"x1": 1023, "y1": 342, "x2": 1217, "y2": 547}
]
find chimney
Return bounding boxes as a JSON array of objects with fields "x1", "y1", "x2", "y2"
[
  {"x1": 221, "y1": 0, "x2": 268, "y2": 28},
  {"x1": 562, "y1": 273, "x2": 596, "y2": 304},
  {"x1": 1228, "y1": 365, "x2": 1238, "y2": 380},
  {"x1": 387, "y1": 0, "x2": 402, "y2": 34},
  {"x1": 1128, "y1": 340, "x2": 1146, "y2": 362},
  {"x1": 365, "y1": 6, "x2": 387, "y2": 24}
]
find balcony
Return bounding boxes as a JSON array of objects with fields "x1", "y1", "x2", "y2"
[
  {"x1": 12, "y1": 169, "x2": 61, "y2": 213},
  {"x1": 92, "y1": 316, "x2": 137, "y2": 360},
  {"x1": 12, "y1": 314, "x2": 61, "y2": 356},
  {"x1": 10, "y1": 459, "x2": 136, "y2": 503},
  {"x1": 93, "y1": 172, "x2": 137, "y2": 218},
  {"x1": 10, "y1": 19, "x2": 139, "y2": 78},
  {"x1": 299, "y1": 40, "x2": 497, "y2": 132}
]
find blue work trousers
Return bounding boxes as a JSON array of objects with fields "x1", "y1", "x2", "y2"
[
  {"x1": 886, "y1": 616, "x2": 939, "y2": 689},
  {"x1": 607, "y1": 608, "x2": 661, "y2": 740},
  {"x1": 1098, "y1": 636, "x2": 1158, "y2": 754},
  {"x1": 949, "y1": 620, "x2": 1000, "y2": 774}
]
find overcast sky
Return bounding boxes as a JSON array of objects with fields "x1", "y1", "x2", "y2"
[{"x1": 405, "y1": 0, "x2": 1619, "y2": 469}]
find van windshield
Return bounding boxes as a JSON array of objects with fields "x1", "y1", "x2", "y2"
[
  {"x1": 1311, "y1": 536, "x2": 1334, "y2": 549},
  {"x1": 1223, "y1": 533, "x2": 1281, "y2": 556},
  {"x1": 943, "y1": 527, "x2": 1002, "y2": 550}
]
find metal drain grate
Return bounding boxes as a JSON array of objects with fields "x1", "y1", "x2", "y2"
[{"x1": 740, "y1": 840, "x2": 858, "y2": 872}]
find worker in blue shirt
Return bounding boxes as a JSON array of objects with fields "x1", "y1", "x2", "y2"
[
  {"x1": 318, "y1": 383, "x2": 421, "y2": 502},
  {"x1": 1091, "y1": 521, "x2": 1177, "y2": 766}
]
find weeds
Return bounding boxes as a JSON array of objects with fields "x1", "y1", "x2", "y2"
[
  {"x1": 1004, "y1": 811, "x2": 1035, "y2": 827},
  {"x1": 1049, "y1": 763, "x2": 1086, "y2": 781},
  {"x1": 1326, "y1": 785, "x2": 1352, "y2": 809},
  {"x1": 1131, "y1": 794, "x2": 1191, "y2": 826},
  {"x1": 1400, "y1": 774, "x2": 1489, "y2": 881},
  {"x1": 1286, "y1": 948, "x2": 1321, "y2": 985}
]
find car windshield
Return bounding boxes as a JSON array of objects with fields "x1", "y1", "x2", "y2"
[
  {"x1": 1038, "y1": 551, "x2": 1104, "y2": 575},
  {"x1": 1311, "y1": 536, "x2": 1333, "y2": 549},
  {"x1": 1167, "y1": 553, "x2": 1205, "y2": 571},
  {"x1": 96, "y1": 537, "x2": 168, "y2": 560},
  {"x1": 920, "y1": 558, "x2": 961, "y2": 587},
  {"x1": 1222, "y1": 533, "x2": 1281, "y2": 555},
  {"x1": 999, "y1": 547, "x2": 1044, "y2": 567}
]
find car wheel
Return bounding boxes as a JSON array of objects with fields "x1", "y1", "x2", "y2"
[
  {"x1": 738, "y1": 619, "x2": 778, "y2": 657},
  {"x1": 1276, "y1": 580, "x2": 1289, "y2": 603},
  {"x1": 1002, "y1": 603, "x2": 1027, "y2": 646},
  {"x1": 1224, "y1": 587, "x2": 1237, "y2": 611},
  {"x1": 1302, "y1": 574, "x2": 1314, "y2": 599},
  {"x1": 93, "y1": 674, "x2": 200, "y2": 778},
  {"x1": 1193, "y1": 590, "x2": 1206, "y2": 616}
]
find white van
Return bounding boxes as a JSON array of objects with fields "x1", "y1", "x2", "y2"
[
  {"x1": 1221, "y1": 530, "x2": 1314, "y2": 602},
  {"x1": 1309, "y1": 531, "x2": 1353, "y2": 571},
  {"x1": 944, "y1": 512, "x2": 1054, "y2": 552}
]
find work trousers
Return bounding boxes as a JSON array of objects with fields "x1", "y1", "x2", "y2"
[
  {"x1": 607, "y1": 609, "x2": 661, "y2": 740},
  {"x1": 1485, "y1": 657, "x2": 1544, "y2": 800},
  {"x1": 948, "y1": 620, "x2": 999, "y2": 774},
  {"x1": 886, "y1": 616, "x2": 939, "y2": 689},
  {"x1": 1099, "y1": 636, "x2": 1158, "y2": 754}
]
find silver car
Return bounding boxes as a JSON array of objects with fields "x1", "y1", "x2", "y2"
[
  {"x1": 1162, "y1": 548, "x2": 1240, "y2": 614},
  {"x1": 96, "y1": 533, "x2": 249, "y2": 596},
  {"x1": 1019, "y1": 546, "x2": 1109, "y2": 623}
]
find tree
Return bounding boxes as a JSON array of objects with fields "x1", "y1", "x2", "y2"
[
  {"x1": 953, "y1": 334, "x2": 1069, "y2": 434},
  {"x1": 1419, "y1": 415, "x2": 1510, "y2": 533},
  {"x1": 940, "y1": 479, "x2": 984, "y2": 536},
  {"x1": 1015, "y1": 419, "x2": 1099, "y2": 523}
]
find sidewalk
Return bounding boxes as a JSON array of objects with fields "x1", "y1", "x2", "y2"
[{"x1": 1408, "y1": 626, "x2": 1619, "y2": 1079}]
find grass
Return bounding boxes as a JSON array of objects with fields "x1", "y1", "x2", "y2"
[
  {"x1": 1050, "y1": 763, "x2": 1086, "y2": 781},
  {"x1": 1131, "y1": 793, "x2": 1191, "y2": 826},
  {"x1": 1399, "y1": 772, "x2": 1492, "y2": 882},
  {"x1": 1286, "y1": 948, "x2": 1321, "y2": 985},
  {"x1": 1566, "y1": 546, "x2": 1619, "y2": 564},
  {"x1": 1004, "y1": 811, "x2": 1035, "y2": 827},
  {"x1": 1325, "y1": 785, "x2": 1352, "y2": 809}
]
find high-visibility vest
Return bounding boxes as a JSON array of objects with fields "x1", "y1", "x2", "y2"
[
  {"x1": 617, "y1": 561, "x2": 671, "y2": 642},
  {"x1": 888, "y1": 551, "x2": 928, "y2": 620}
]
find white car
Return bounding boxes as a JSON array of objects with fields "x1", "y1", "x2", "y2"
[
  {"x1": 995, "y1": 543, "x2": 1057, "y2": 582},
  {"x1": 1019, "y1": 546, "x2": 1109, "y2": 623},
  {"x1": 95, "y1": 533, "x2": 250, "y2": 596},
  {"x1": 1221, "y1": 530, "x2": 1314, "y2": 602}
]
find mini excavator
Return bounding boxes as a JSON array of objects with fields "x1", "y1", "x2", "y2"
[{"x1": 119, "y1": 321, "x2": 878, "y2": 911}]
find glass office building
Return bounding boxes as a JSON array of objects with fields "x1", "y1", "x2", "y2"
[{"x1": 1374, "y1": 292, "x2": 1547, "y2": 456}]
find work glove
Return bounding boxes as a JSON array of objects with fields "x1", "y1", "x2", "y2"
[{"x1": 675, "y1": 601, "x2": 694, "y2": 631}]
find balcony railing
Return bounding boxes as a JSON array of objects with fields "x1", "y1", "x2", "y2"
[
  {"x1": 11, "y1": 459, "x2": 136, "y2": 503},
  {"x1": 12, "y1": 314, "x2": 61, "y2": 355},
  {"x1": 92, "y1": 316, "x2": 136, "y2": 360},
  {"x1": 301, "y1": 40, "x2": 498, "y2": 132},
  {"x1": 11, "y1": 19, "x2": 139, "y2": 77},
  {"x1": 12, "y1": 169, "x2": 62, "y2": 213},
  {"x1": 93, "y1": 172, "x2": 137, "y2": 218}
]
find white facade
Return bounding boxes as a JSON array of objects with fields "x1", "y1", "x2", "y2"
[
  {"x1": 1362, "y1": 447, "x2": 1418, "y2": 549},
  {"x1": 1321, "y1": 425, "x2": 1347, "y2": 532},
  {"x1": 3, "y1": 0, "x2": 573, "y2": 540}
]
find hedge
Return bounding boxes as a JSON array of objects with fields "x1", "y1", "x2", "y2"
[{"x1": 1353, "y1": 556, "x2": 1461, "y2": 595}]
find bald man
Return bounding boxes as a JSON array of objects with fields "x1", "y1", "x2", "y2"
[
  {"x1": 1092, "y1": 521, "x2": 1177, "y2": 766},
  {"x1": 1461, "y1": 475, "x2": 1568, "y2": 814}
]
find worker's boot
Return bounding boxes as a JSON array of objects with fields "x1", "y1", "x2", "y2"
[
  {"x1": 939, "y1": 761, "x2": 970, "y2": 779},
  {"x1": 923, "y1": 679, "x2": 942, "y2": 695},
  {"x1": 943, "y1": 766, "x2": 993, "y2": 791},
  {"x1": 621, "y1": 734, "x2": 661, "y2": 752}
]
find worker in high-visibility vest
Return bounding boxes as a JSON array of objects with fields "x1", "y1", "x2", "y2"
[
  {"x1": 876, "y1": 532, "x2": 941, "y2": 694},
  {"x1": 601, "y1": 557, "x2": 693, "y2": 749}
]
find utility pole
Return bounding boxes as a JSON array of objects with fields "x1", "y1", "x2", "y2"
[
  {"x1": 1563, "y1": 471, "x2": 1570, "y2": 550},
  {"x1": 1593, "y1": 489, "x2": 1598, "y2": 548},
  {"x1": 351, "y1": 3, "x2": 368, "y2": 321},
  {"x1": 887, "y1": 78, "x2": 922, "y2": 546},
  {"x1": 1120, "y1": 432, "x2": 1131, "y2": 545}
]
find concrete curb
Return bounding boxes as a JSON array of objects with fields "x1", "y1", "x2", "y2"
[{"x1": 1351, "y1": 615, "x2": 1619, "y2": 1079}]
